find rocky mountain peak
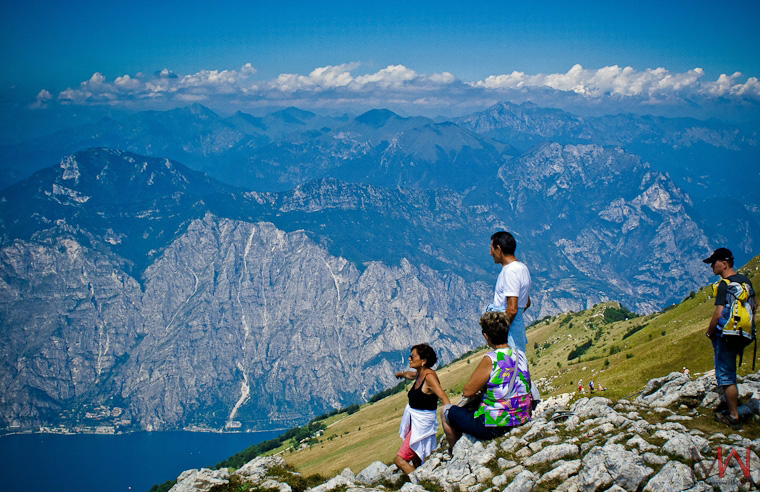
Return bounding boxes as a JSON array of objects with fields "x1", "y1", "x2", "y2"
[
  {"x1": 354, "y1": 109, "x2": 402, "y2": 128},
  {"x1": 455, "y1": 101, "x2": 588, "y2": 137},
  {"x1": 271, "y1": 107, "x2": 318, "y2": 124},
  {"x1": 502, "y1": 143, "x2": 644, "y2": 193}
]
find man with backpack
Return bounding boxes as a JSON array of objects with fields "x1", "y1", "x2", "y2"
[{"x1": 704, "y1": 248, "x2": 757, "y2": 429}]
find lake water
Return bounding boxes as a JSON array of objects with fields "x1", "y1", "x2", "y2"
[{"x1": 0, "y1": 430, "x2": 282, "y2": 492}]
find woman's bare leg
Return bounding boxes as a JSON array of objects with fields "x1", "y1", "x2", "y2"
[{"x1": 395, "y1": 455, "x2": 415, "y2": 475}]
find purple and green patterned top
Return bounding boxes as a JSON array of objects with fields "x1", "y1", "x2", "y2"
[{"x1": 473, "y1": 347, "x2": 532, "y2": 427}]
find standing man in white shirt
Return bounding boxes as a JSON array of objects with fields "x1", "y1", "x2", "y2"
[{"x1": 488, "y1": 231, "x2": 531, "y2": 354}]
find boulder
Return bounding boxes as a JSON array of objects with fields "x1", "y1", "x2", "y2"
[
  {"x1": 503, "y1": 470, "x2": 536, "y2": 492},
  {"x1": 308, "y1": 474, "x2": 355, "y2": 492},
  {"x1": 169, "y1": 468, "x2": 230, "y2": 492},
  {"x1": 536, "y1": 459, "x2": 581, "y2": 485},
  {"x1": 355, "y1": 461, "x2": 387, "y2": 485},
  {"x1": 260, "y1": 479, "x2": 292, "y2": 492},
  {"x1": 235, "y1": 455, "x2": 287, "y2": 482},
  {"x1": 524, "y1": 443, "x2": 580, "y2": 466},
  {"x1": 642, "y1": 461, "x2": 695, "y2": 492},
  {"x1": 581, "y1": 443, "x2": 653, "y2": 491}
]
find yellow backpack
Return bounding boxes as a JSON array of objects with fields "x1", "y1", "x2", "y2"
[{"x1": 712, "y1": 278, "x2": 757, "y2": 368}]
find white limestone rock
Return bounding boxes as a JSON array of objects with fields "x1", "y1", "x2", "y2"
[
  {"x1": 642, "y1": 461, "x2": 695, "y2": 492},
  {"x1": 580, "y1": 443, "x2": 654, "y2": 491},
  {"x1": 260, "y1": 479, "x2": 292, "y2": 492},
  {"x1": 570, "y1": 397, "x2": 614, "y2": 419},
  {"x1": 642, "y1": 452, "x2": 668, "y2": 466},
  {"x1": 308, "y1": 474, "x2": 355, "y2": 492},
  {"x1": 536, "y1": 459, "x2": 581, "y2": 485},
  {"x1": 497, "y1": 458, "x2": 517, "y2": 470},
  {"x1": 524, "y1": 443, "x2": 580, "y2": 466},
  {"x1": 235, "y1": 455, "x2": 287, "y2": 482},
  {"x1": 658, "y1": 431, "x2": 711, "y2": 460},
  {"x1": 355, "y1": 461, "x2": 387, "y2": 485},
  {"x1": 554, "y1": 475, "x2": 581, "y2": 492},
  {"x1": 169, "y1": 468, "x2": 230, "y2": 492},
  {"x1": 625, "y1": 435, "x2": 657, "y2": 453},
  {"x1": 503, "y1": 470, "x2": 536, "y2": 492},
  {"x1": 399, "y1": 483, "x2": 426, "y2": 492}
]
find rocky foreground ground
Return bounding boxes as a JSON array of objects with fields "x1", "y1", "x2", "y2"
[{"x1": 170, "y1": 370, "x2": 760, "y2": 491}]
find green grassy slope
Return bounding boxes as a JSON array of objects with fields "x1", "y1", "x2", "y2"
[{"x1": 280, "y1": 254, "x2": 760, "y2": 477}]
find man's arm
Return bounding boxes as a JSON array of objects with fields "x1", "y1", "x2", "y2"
[
  {"x1": 505, "y1": 296, "x2": 518, "y2": 323},
  {"x1": 706, "y1": 305, "x2": 724, "y2": 339}
]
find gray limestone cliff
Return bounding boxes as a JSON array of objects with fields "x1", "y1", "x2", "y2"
[{"x1": 0, "y1": 214, "x2": 487, "y2": 432}]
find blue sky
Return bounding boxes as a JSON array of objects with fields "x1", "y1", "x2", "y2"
[{"x1": 2, "y1": 0, "x2": 760, "y2": 116}]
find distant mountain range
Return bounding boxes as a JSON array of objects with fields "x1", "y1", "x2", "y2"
[
  {"x1": 2, "y1": 101, "x2": 756, "y2": 258},
  {"x1": 0, "y1": 100, "x2": 757, "y2": 433}
]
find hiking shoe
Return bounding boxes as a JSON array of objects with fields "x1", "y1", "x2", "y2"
[
  {"x1": 715, "y1": 412, "x2": 743, "y2": 430},
  {"x1": 714, "y1": 400, "x2": 729, "y2": 415}
]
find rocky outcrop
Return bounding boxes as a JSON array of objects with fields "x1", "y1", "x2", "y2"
[{"x1": 172, "y1": 370, "x2": 760, "y2": 491}]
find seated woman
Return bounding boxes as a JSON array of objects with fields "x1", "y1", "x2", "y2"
[
  {"x1": 441, "y1": 312, "x2": 532, "y2": 451},
  {"x1": 394, "y1": 343, "x2": 450, "y2": 477}
]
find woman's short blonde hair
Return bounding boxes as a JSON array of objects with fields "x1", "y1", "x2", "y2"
[{"x1": 479, "y1": 311, "x2": 511, "y2": 345}]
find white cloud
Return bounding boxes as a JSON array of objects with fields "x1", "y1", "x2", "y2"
[
  {"x1": 354, "y1": 65, "x2": 418, "y2": 88},
  {"x1": 114, "y1": 74, "x2": 141, "y2": 90},
  {"x1": 472, "y1": 64, "x2": 712, "y2": 98},
  {"x1": 271, "y1": 63, "x2": 360, "y2": 92},
  {"x1": 701, "y1": 72, "x2": 760, "y2": 97},
  {"x1": 39, "y1": 63, "x2": 760, "y2": 115},
  {"x1": 731, "y1": 76, "x2": 760, "y2": 96},
  {"x1": 29, "y1": 89, "x2": 53, "y2": 109}
]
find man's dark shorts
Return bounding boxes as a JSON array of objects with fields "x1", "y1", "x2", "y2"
[
  {"x1": 446, "y1": 405, "x2": 509, "y2": 440},
  {"x1": 713, "y1": 335, "x2": 742, "y2": 386}
]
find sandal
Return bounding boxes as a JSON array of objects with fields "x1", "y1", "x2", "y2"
[{"x1": 715, "y1": 412, "x2": 743, "y2": 430}]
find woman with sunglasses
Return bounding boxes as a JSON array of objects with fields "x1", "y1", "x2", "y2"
[{"x1": 394, "y1": 343, "x2": 450, "y2": 477}]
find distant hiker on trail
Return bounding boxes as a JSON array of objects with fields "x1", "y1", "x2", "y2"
[
  {"x1": 682, "y1": 367, "x2": 690, "y2": 378},
  {"x1": 394, "y1": 343, "x2": 450, "y2": 477},
  {"x1": 704, "y1": 248, "x2": 756, "y2": 430},
  {"x1": 578, "y1": 379, "x2": 584, "y2": 393},
  {"x1": 486, "y1": 231, "x2": 532, "y2": 354},
  {"x1": 441, "y1": 312, "x2": 532, "y2": 452},
  {"x1": 589, "y1": 380, "x2": 595, "y2": 393}
]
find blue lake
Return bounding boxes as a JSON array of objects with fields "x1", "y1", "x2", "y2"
[{"x1": 0, "y1": 430, "x2": 282, "y2": 492}]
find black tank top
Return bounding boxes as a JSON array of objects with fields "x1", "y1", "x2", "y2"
[{"x1": 408, "y1": 376, "x2": 438, "y2": 411}]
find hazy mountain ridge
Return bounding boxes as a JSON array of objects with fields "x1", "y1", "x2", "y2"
[
  {"x1": 2, "y1": 103, "x2": 755, "y2": 260},
  {"x1": 0, "y1": 144, "x2": 728, "y2": 433}
]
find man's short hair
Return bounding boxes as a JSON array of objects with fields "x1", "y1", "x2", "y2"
[
  {"x1": 479, "y1": 311, "x2": 511, "y2": 345},
  {"x1": 412, "y1": 343, "x2": 438, "y2": 368},
  {"x1": 491, "y1": 231, "x2": 516, "y2": 255}
]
